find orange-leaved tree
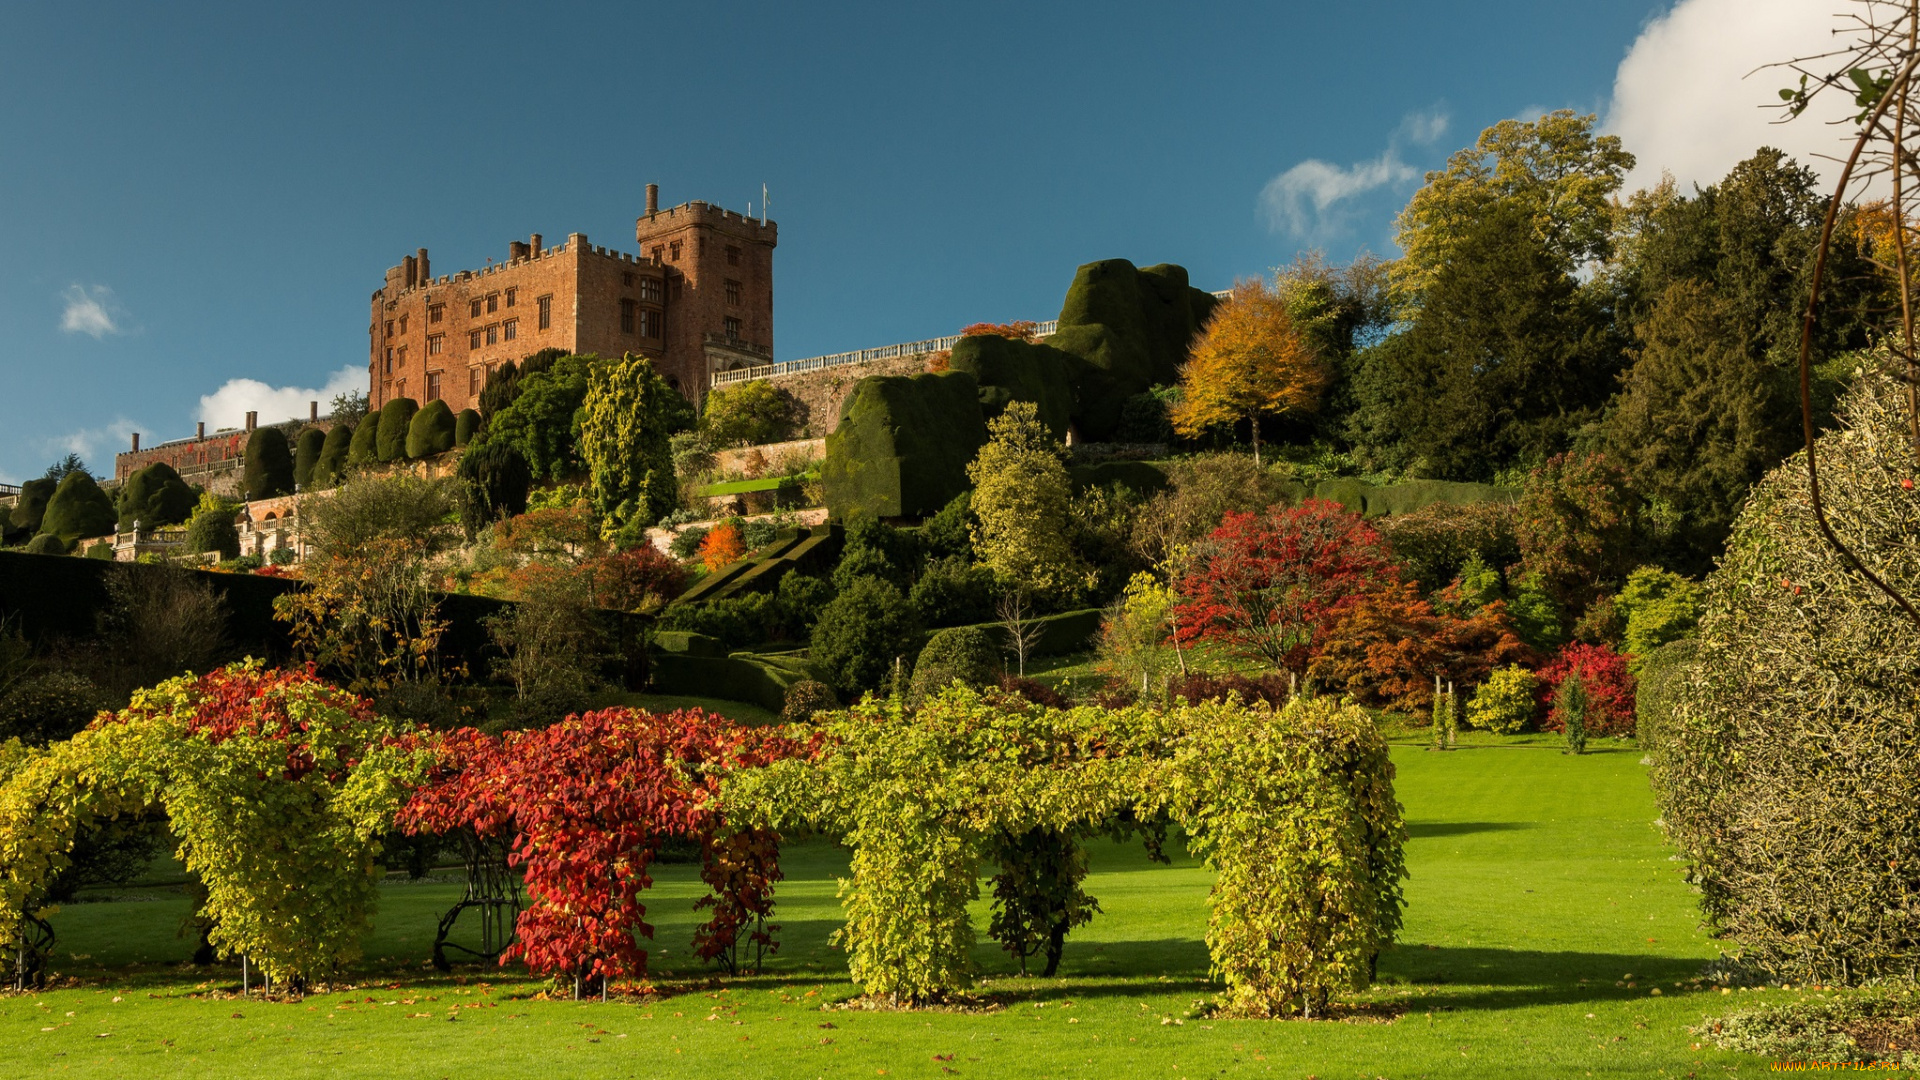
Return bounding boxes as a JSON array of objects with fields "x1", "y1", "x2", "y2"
[
  {"x1": 961, "y1": 320, "x2": 1040, "y2": 342},
  {"x1": 699, "y1": 522, "x2": 746, "y2": 573},
  {"x1": 1171, "y1": 279, "x2": 1328, "y2": 464}
]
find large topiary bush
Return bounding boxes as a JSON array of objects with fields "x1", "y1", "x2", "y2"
[
  {"x1": 406, "y1": 399, "x2": 456, "y2": 459},
  {"x1": 186, "y1": 501, "x2": 241, "y2": 559},
  {"x1": 8, "y1": 477, "x2": 55, "y2": 535},
  {"x1": 1042, "y1": 260, "x2": 1219, "y2": 440},
  {"x1": 1651, "y1": 367, "x2": 1920, "y2": 983},
  {"x1": 821, "y1": 372, "x2": 988, "y2": 520},
  {"x1": 375, "y1": 398, "x2": 418, "y2": 463},
  {"x1": 24, "y1": 533, "x2": 68, "y2": 555},
  {"x1": 116, "y1": 462, "x2": 196, "y2": 530},
  {"x1": 292, "y1": 427, "x2": 326, "y2": 490},
  {"x1": 454, "y1": 408, "x2": 481, "y2": 447},
  {"x1": 809, "y1": 575, "x2": 922, "y2": 697},
  {"x1": 40, "y1": 470, "x2": 116, "y2": 542},
  {"x1": 347, "y1": 415, "x2": 379, "y2": 467},
  {"x1": 316, "y1": 422, "x2": 354, "y2": 487},
  {"x1": 243, "y1": 427, "x2": 294, "y2": 500},
  {"x1": 946, "y1": 334, "x2": 1076, "y2": 438}
]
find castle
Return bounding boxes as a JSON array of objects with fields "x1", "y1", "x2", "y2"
[{"x1": 369, "y1": 184, "x2": 775, "y2": 411}]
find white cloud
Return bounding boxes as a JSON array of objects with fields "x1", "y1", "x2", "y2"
[
  {"x1": 1606, "y1": 0, "x2": 1861, "y2": 194},
  {"x1": 197, "y1": 365, "x2": 364, "y2": 431},
  {"x1": 40, "y1": 416, "x2": 141, "y2": 475},
  {"x1": 60, "y1": 284, "x2": 124, "y2": 338},
  {"x1": 1261, "y1": 108, "x2": 1450, "y2": 239}
]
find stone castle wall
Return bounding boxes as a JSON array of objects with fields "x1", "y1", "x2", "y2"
[{"x1": 768, "y1": 352, "x2": 938, "y2": 437}]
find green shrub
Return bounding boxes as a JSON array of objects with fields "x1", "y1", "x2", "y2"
[
  {"x1": 0, "y1": 670, "x2": 110, "y2": 744},
  {"x1": 780, "y1": 679, "x2": 839, "y2": 723},
  {"x1": 700, "y1": 379, "x2": 797, "y2": 447},
  {"x1": 8, "y1": 477, "x2": 55, "y2": 534},
  {"x1": 84, "y1": 541, "x2": 114, "y2": 560},
  {"x1": 1043, "y1": 259, "x2": 1218, "y2": 439},
  {"x1": 41, "y1": 471, "x2": 116, "y2": 542},
  {"x1": 775, "y1": 571, "x2": 835, "y2": 635},
  {"x1": 1652, "y1": 368, "x2": 1920, "y2": 984},
  {"x1": 347, "y1": 415, "x2": 380, "y2": 467},
  {"x1": 909, "y1": 626, "x2": 1000, "y2": 702},
  {"x1": 116, "y1": 462, "x2": 196, "y2": 530},
  {"x1": 292, "y1": 426, "x2": 326, "y2": 489},
  {"x1": 315, "y1": 422, "x2": 354, "y2": 487},
  {"x1": 268, "y1": 546, "x2": 296, "y2": 566},
  {"x1": 821, "y1": 371, "x2": 988, "y2": 519},
  {"x1": 1615, "y1": 565, "x2": 1702, "y2": 666},
  {"x1": 1465, "y1": 665, "x2": 1537, "y2": 734},
  {"x1": 406, "y1": 399, "x2": 456, "y2": 459},
  {"x1": 454, "y1": 408, "x2": 481, "y2": 447},
  {"x1": 946, "y1": 334, "x2": 1076, "y2": 437},
  {"x1": 455, "y1": 438, "x2": 532, "y2": 533},
  {"x1": 579, "y1": 354, "x2": 684, "y2": 527},
  {"x1": 655, "y1": 592, "x2": 781, "y2": 649},
  {"x1": 1556, "y1": 672, "x2": 1587, "y2": 755},
  {"x1": 922, "y1": 491, "x2": 975, "y2": 560},
  {"x1": 809, "y1": 575, "x2": 922, "y2": 697},
  {"x1": 243, "y1": 426, "x2": 294, "y2": 500},
  {"x1": 1633, "y1": 637, "x2": 1697, "y2": 752},
  {"x1": 185, "y1": 503, "x2": 241, "y2": 559},
  {"x1": 484, "y1": 358, "x2": 595, "y2": 480},
  {"x1": 667, "y1": 526, "x2": 708, "y2": 560},
  {"x1": 831, "y1": 517, "x2": 922, "y2": 592},
  {"x1": 908, "y1": 555, "x2": 996, "y2": 627},
  {"x1": 375, "y1": 397, "x2": 418, "y2": 462},
  {"x1": 24, "y1": 533, "x2": 68, "y2": 555}
]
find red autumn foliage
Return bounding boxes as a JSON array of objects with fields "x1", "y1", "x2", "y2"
[
  {"x1": 699, "y1": 523, "x2": 746, "y2": 573},
  {"x1": 960, "y1": 320, "x2": 1041, "y2": 343},
  {"x1": 1536, "y1": 642, "x2": 1637, "y2": 737},
  {"x1": 397, "y1": 708, "x2": 813, "y2": 986},
  {"x1": 113, "y1": 664, "x2": 384, "y2": 783},
  {"x1": 1168, "y1": 671, "x2": 1296, "y2": 709},
  {"x1": 1307, "y1": 581, "x2": 1535, "y2": 715},
  {"x1": 1175, "y1": 499, "x2": 1399, "y2": 673},
  {"x1": 589, "y1": 545, "x2": 690, "y2": 611},
  {"x1": 993, "y1": 674, "x2": 1069, "y2": 709}
]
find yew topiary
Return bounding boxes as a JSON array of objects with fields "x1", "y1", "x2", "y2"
[
  {"x1": 116, "y1": 462, "x2": 196, "y2": 530},
  {"x1": 375, "y1": 397, "x2": 418, "y2": 463},
  {"x1": 346, "y1": 416, "x2": 380, "y2": 468},
  {"x1": 454, "y1": 408, "x2": 481, "y2": 447},
  {"x1": 243, "y1": 427, "x2": 294, "y2": 500},
  {"x1": 39, "y1": 471, "x2": 116, "y2": 542},
  {"x1": 316, "y1": 422, "x2": 354, "y2": 487},
  {"x1": 406, "y1": 399, "x2": 456, "y2": 459},
  {"x1": 908, "y1": 626, "x2": 1001, "y2": 702},
  {"x1": 292, "y1": 427, "x2": 326, "y2": 489}
]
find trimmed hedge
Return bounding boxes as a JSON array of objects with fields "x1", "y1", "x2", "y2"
[
  {"x1": 40, "y1": 471, "x2": 116, "y2": 542},
  {"x1": 648, "y1": 651, "x2": 808, "y2": 712},
  {"x1": 375, "y1": 398, "x2": 418, "y2": 462},
  {"x1": 347, "y1": 416, "x2": 379, "y2": 467},
  {"x1": 946, "y1": 334, "x2": 1076, "y2": 437},
  {"x1": 1068, "y1": 460, "x2": 1172, "y2": 495},
  {"x1": 8, "y1": 478, "x2": 54, "y2": 534},
  {"x1": 243, "y1": 427, "x2": 294, "y2": 500},
  {"x1": 316, "y1": 422, "x2": 354, "y2": 487},
  {"x1": 292, "y1": 427, "x2": 327, "y2": 490},
  {"x1": 407, "y1": 399, "x2": 457, "y2": 459},
  {"x1": 1043, "y1": 260, "x2": 1219, "y2": 440},
  {"x1": 822, "y1": 371, "x2": 988, "y2": 520},
  {"x1": 953, "y1": 606, "x2": 1103, "y2": 658},
  {"x1": 117, "y1": 462, "x2": 196, "y2": 530},
  {"x1": 454, "y1": 408, "x2": 481, "y2": 447}
]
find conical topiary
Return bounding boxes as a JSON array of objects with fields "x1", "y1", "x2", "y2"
[
  {"x1": 376, "y1": 398, "x2": 418, "y2": 463},
  {"x1": 347, "y1": 416, "x2": 379, "y2": 468},
  {"x1": 40, "y1": 471, "x2": 116, "y2": 542},
  {"x1": 243, "y1": 426, "x2": 294, "y2": 500},
  {"x1": 454, "y1": 408, "x2": 481, "y2": 447},
  {"x1": 292, "y1": 426, "x2": 326, "y2": 489},
  {"x1": 316, "y1": 422, "x2": 354, "y2": 486}
]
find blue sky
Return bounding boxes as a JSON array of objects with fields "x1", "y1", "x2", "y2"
[{"x1": 0, "y1": 0, "x2": 1846, "y2": 484}]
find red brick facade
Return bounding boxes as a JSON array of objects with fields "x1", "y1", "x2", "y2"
[{"x1": 369, "y1": 186, "x2": 776, "y2": 412}]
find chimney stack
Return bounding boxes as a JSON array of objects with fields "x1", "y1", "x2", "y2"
[
  {"x1": 417, "y1": 247, "x2": 430, "y2": 281},
  {"x1": 131, "y1": 432, "x2": 140, "y2": 452},
  {"x1": 310, "y1": 400, "x2": 319, "y2": 422},
  {"x1": 403, "y1": 254, "x2": 417, "y2": 288},
  {"x1": 509, "y1": 240, "x2": 530, "y2": 261},
  {"x1": 646, "y1": 183, "x2": 658, "y2": 216},
  {"x1": 245, "y1": 411, "x2": 257, "y2": 432},
  {"x1": 196, "y1": 421, "x2": 206, "y2": 441},
  {"x1": 530, "y1": 233, "x2": 542, "y2": 255}
]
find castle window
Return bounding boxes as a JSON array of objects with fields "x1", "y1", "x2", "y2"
[
  {"x1": 429, "y1": 304, "x2": 444, "y2": 324},
  {"x1": 398, "y1": 345, "x2": 408, "y2": 367},
  {"x1": 725, "y1": 279, "x2": 742, "y2": 305},
  {"x1": 639, "y1": 309, "x2": 661, "y2": 338},
  {"x1": 384, "y1": 347, "x2": 393, "y2": 372},
  {"x1": 620, "y1": 299, "x2": 636, "y2": 334},
  {"x1": 505, "y1": 287, "x2": 516, "y2": 308},
  {"x1": 638, "y1": 277, "x2": 662, "y2": 302},
  {"x1": 385, "y1": 321, "x2": 394, "y2": 339},
  {"x1": 726, "y1": 245, "x2": 741, "y2": 266},
  {"x1": 669, "y1": 240, "x2": 681, "y2": 262},
  {"x1": 470, "y1": 299, "x2": 483, "y2": 318},
  {"x1": 469, "y1": 368, "x2": 481, "y2": 395},
  {"x1": 399, "y1": 314, "x2": 409, "y2": 335},
  {"x1": 622, "y1": 271, "x2": 635, "y2": 288},
  {"x1": 469, "y1": 329, "x2": 483, "y2": 349},
  {"x1": 651, "y1": 245, "x2": 664, "y2": 264},
  {"x1": 428, "y1": 334, "x2": 444, "y2": 355},
  {"x1": 537, "y1": 294, "x2": 552, "y2": 330},
  {"x1": 696, "y1": 236, "x2": 705, "y2": 257},
  {"x1": 485, "y1": 323, "x2": 499, "y2": 346},
  {"x1": 486, "y1": 293, "x2": 499, "y2": 314},
  {"x1": 724, "y1": 317, "x2": 741, "y2": 342},
  {"x1": 502, "y1": 319, "x2": 517, "y2": 342},
  {"x1": 426, "y1": 371, "x2": 442, "y2": 403}
]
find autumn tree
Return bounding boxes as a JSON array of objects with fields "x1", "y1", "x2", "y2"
[
  {"x1": 1171, "y1": 279, "x2": 1328, "y2": 465},
  {"x1": 1175, "y1": 500, "x2": 1398, "y2": 674},
  {"x1": 1307, "y1": 581, "x2": 1533, "y2": 714},
  {"x1": 1514, "y1": 453, "x2": 1641, "y2": 622},
  {"x1": 967, "y1": 401, "x2": 1086, "y2": 599},
  {"x1": 699, "y1": 380, "x2": 795, "y2": 448}
]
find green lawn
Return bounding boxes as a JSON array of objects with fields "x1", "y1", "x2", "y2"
[{"x1": 4, "y1": 743, "x2": 1818, "y2": 1077}]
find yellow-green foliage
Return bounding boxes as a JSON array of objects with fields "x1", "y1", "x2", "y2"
[
  {"x1": 1467, "y1": 665, "x2": 1539, "y2": 734},
  {"x1": 0, "y1": 663, "x2": 426, "y2": 987},
  {"x1": 578, "y1": 353, "x2": 682, "y2": 528},
  {"x1": 725, "y1": 688, "x2": 1404, "y2": 1015},
  {"x1": 966, "y1": 401, "x2": 1086, "y2": 598}
]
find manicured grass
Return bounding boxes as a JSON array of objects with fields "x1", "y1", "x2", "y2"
[{"x1": 6, "y1": 743, "x2": 1799, "y2": 1076}]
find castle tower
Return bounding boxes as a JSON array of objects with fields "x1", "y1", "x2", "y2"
[{"x1": 635, "y1": 184, "x2": 777, "y2": 398}]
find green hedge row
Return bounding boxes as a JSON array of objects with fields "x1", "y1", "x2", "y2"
[{"x1": 649, "y1": 634, "x2": 817, "y2": 712}]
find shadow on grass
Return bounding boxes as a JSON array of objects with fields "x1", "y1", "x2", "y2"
[{"x1": 1405, "y1": 821, "x2": 1537, "y2": 839}]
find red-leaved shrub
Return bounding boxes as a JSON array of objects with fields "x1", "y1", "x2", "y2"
[{"x1": 1536, "y1": 642, "x2": 1636, "y2": 737}]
